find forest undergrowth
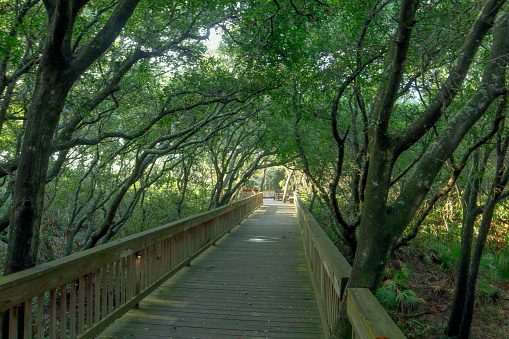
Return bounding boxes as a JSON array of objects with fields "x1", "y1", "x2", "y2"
[
  {"x1": 382, "y1": 215, "x2": 509, "y2": 338},
  {"x1": 310, "y1": 197, "x2": 509, "y2": 338}
]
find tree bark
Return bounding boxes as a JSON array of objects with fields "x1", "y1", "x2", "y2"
[
  {"x1": 445, "y1": 151, "x2": 484, "y2": 337},
  {"x1": 282, "y1": 169, "x2": 293, "y2": 203},
  {"x1": 332, "y1": 1, "x2": 509, "y2": 337},
  {"x1": 4, "y1": 0, "x2": 141, "y2": 276}
]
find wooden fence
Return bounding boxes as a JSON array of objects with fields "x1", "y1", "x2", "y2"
[
  {"x1": 295, "y1": 196, "x2": 406, "y2": 338},
  {"x1": 0, "y1": 193, "x2": 263, "y2": 339}
]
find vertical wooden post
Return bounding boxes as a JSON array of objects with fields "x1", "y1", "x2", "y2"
[
  {"x1": 60, "y1": 284, "x2": 67, "y2": 339},
  {"x1": 36, "y1": 295, "x2": 43, "y2": 339},
  {"x1": 140, "y1": 249, "x2": 145, "y2": 290},
  {"x1": 115, "y1": 261, "x2": 121, "y2": 310},
  {"x1": 187, "y1": 230, "x2": 191, "y2": 265},
  {"x1": 101, "y1": 267, "x2": 107, "y2": 318},
  {"x1": 94, "y1": 269, "x2": 100, "y2": 324},
  {"x1": 86, "y1": 273, "x2": 93, "y2": 329},
  {"x1": 127, "y1": 255, "x2": 134, "y2": 300},
  {"x1": 121, "y1": 258, "x2": 127, "y2": 305},
  {"x1": 69, "y1": 280, "x2": 76, "y2": 339},
  {"x1": 24, "y1": 300, "x2": 32, "y2": 339},
  {"x1": 134, "y1": 252, "x2": 141, "y2": 309},
  {"x1": 108, "y1": 265, "x2": 114, "y2": 315},
  {"x1": 8, "y1": 306, "x2": 18, "y2": 339},
  {"x1": 49, "y1": 290, "x2": 56, "y2": 338}
]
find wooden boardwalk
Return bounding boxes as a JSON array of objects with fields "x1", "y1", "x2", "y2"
[{"x1": 98, "y1": 200, "x2": 324, "y2": 338}]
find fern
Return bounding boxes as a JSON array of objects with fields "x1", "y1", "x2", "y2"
[
  {"x1": 397, "y1": 289, "x2": 424, "y2": 312},
  {"x1": 376, "y1": 265, "x2": 424, "y2": 313},
  {"x1": 429, "y1": 242, "x2": 456, "y2": 270},
  {"x1": 376, "y1": 288, "x2": 398, "y2": 310},
  {"x1": 494, "y1": 251, "x2": 509, "y2": 280}
]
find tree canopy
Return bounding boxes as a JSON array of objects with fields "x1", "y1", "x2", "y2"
[{"x1": 1, "y1": 0, "x2": 509, "y2": 338}]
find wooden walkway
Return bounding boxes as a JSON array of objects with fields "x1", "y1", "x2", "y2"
[{"x1": 98, "y1": 200, "x2": 324, "y2": 338}]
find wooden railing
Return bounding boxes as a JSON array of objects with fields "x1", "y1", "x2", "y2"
[
  {"x1": 347, "y1": 289, "x2": 406, "y2": 339},
  {"x1": 294, "y1": 196, "x2": 351, "y2": 335},
  {"x1": 295, "y1": 196, "x2": 405, "y2": 339},
  {"x1": 0, "y1": 193, "x2": 263, "y2": 339}
]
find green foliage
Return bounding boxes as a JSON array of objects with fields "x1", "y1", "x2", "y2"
[
  {"x1": 376, "y1": 265, "x2": 424, "y2": 314},
  {"x1": 425, "y1": 241, "x2": 462, "y2": 271},
  {"x1": 477, "y1": 278, "x2": 502, "y2": 304},
  {"x1": 494, "y1": 250, "x2": 509, "y2": 280}
]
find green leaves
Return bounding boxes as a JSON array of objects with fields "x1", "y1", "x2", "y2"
[{"x1": 376, "y1": 265, "x2": 424, "y2": 313}]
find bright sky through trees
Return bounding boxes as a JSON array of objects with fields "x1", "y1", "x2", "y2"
[{"x1": 205, "y1": 28, "x2": 221, "y2": 51}]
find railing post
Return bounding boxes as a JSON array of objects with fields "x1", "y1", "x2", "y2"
[
  {"x1": 188, "y1": 229, "x2": 192, "y2": 265},
  {"x1": 134, "y1": 252, "x2": 141, "y2": 309}
]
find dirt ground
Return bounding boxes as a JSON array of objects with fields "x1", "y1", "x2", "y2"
[{"x1": 389, "y1": 246, "x2": 509, "y2": 338}]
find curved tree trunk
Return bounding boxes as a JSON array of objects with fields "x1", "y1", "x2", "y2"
[
  {"x1": 445, "y1": 152, "x2": 484, "y2": 337},
  {"x1": 3, "y1": 0, "x2": 141, "y2": 276},
  {"x1": 282, "y1": 169, "x2": 293, "y2": 203}
]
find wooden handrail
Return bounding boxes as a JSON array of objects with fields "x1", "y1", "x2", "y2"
[
  {"x1": 0, "y1": 193, "x2": 263, "y2": 339},
  {"x1": 294, "y1": 196, "x2": 406, "y2": 339},
  {"x1": 347, "y1": 289, "x2": 405, "y2": 339},
  {"x1": 294, "y1": 196, "x2": 351, "y2": 336}
]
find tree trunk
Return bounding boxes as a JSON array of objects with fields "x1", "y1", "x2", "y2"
[
  {"x1": 460, "y1": 196, "x2": 498, "y2": 338},
  {"x1": 4, "y1": 67, "x2": 72, "y2": 274},
  {"x1": 3, "y1": 0, "x2": 141, "y2": 276},
  {"x1": 259, "y1": 168, "x2": 266, "y2": 192},
  {"x1": 332, "y1": 2, "x2": 509, "y2": 338},
  {"x1": 282, "y1": 169, "x2": 293, "y2": 203},
  {"x1": 445, "y1": 152, "x2": 484, "y2": 337}
]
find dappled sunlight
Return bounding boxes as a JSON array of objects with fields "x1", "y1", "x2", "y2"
[{"x1": 246, "y1": 237, "x2": 276, "y2": 243}]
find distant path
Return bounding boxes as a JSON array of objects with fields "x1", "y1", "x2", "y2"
[{"x1": 98, "y1": 200, "x2": 324, "y2": 338}]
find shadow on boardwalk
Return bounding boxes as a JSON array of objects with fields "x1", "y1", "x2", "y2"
[{"x1": 98, "y1": 200, "x2": 324, "y2": 338}]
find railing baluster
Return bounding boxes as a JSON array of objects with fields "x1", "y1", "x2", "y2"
[
  {"x1": 94, "y1": 269, "x2": 100, "y2": 324},
  {"x1": 69, "y1": 280, "x2": 76, "y2": 339},
  {"x1": 171, "y1": 236, "x2": 176, "y2": 269},
  {"x1": 128, "y1": 254, "x2": 135, "y2": 299},
  {"x1": 140, "y1": 249, "x2": 145, "y2": 290},
  {"x1": 9, "y1": 305, "x2": 18, "y2": 339},
  {"x1": 126, "y1": 256, "x2": 132, "y2": 301},
  {"x1": 78, "y1": 276, "x2": 84, "y2": 334},
  {"x1": 108, "y1": 264, "x2": 114, "y2": 315},
  {"x1": 121, "y1": 258, "x2": 127, "y2": 305},
  {"x1": 148, "y1": 247, "x2": 153, "y2": 285},
  {"x1": 49, "y1": 289, "x2": 56, "y2": 338},
  {"x1": 101, "y1": 266, "x2": 107, "y2": 318},
  {"x1": 24, "y1": 300, "x2": 32, "y2": 339},
  {"x1": 135, "y1": 253, "x2": 141, "y2": 308},
  {"x1": 163, "y1": 239, "x2": 169, "y2": 272},
  {"x1": 115, "y1": 260, "x2": 121, "y2": 310},
  {"x1": 86, "y1": 273, "x2": 92, "y2": 329},
  {"x1": 60, "y1": 284, "x2": 67, "y2": 339},
  {"x1": 36, "y1": 295, "x2": 43, "y2": 339}
]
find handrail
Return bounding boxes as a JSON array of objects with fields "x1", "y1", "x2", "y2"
[
  {"x1": 347, "y1": 289, "x2": 406, "y2": 339},
  {"x1": 294, "y1": 196, "x2": 351, "y2": 335},
  {"x1": 294, "y1": 196, "x2": 405, "y2": 338},
  {"x1": 0, "y1": 193, "x2": 263, "y2": 339}
]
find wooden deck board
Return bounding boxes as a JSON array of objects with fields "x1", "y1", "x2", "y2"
[{"x1": 98, "y1": 200, "x2": 324, "y2": 338}]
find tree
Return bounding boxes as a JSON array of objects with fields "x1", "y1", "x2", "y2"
[
  {"x1": 4, "y1": 0, "x2": 142, "y2": 276},
  {"x1": 332, "y1": 1, "x2": 509, "y2": 336},
  {"x1": 0, "y1": 0, "x2": 255, "y2": 274},
  {"x1": 445, "y1": 114, "x2": 509, "y2": 338}
]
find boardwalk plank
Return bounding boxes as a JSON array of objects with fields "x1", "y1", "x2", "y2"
[{"x1": 98, "y1": 201, "x2": 324, "y2": 338}]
